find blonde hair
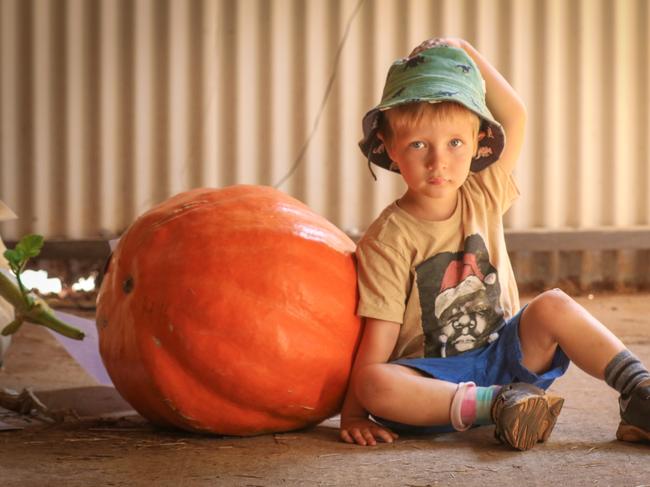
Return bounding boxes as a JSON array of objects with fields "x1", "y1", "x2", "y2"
[{"x1": 379, "y1": 101, "x2": 480, "y2": 149}]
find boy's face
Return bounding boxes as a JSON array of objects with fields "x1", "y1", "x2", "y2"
[{"x1": 382, "y1": 110, "x2": 477, "y2": 207}]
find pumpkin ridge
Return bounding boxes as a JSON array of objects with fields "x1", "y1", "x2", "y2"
[{"x1": 139, "y1": 336, "x2": 323, "y2": 434}]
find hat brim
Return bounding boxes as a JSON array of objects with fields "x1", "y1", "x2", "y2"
[
  {"x1": 359, "y1": 101, "x2": 505, "y2": 174},
  {"x1": 359, "y1": 45, "x2": 506, "y2": 174}
]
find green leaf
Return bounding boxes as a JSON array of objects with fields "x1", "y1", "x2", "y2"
[
  {"x1": 15, "y1": 234, "x2": 44, "y2": 260},
  {"x1": 1, "y1": 318, "x2": 23, "y2": 336},
  {"x1": 3, "y1": 248, "x2": 23, "y2": 268}
]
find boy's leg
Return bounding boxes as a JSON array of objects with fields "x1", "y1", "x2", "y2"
[
  {"x1": 519, "y1": 289, "x2": 650, "y2": 442},
  {"x1": 354, "y1": 363, "x2": 457, "y2": 426},
  {"x1": 355, "y1": 363, "x2": 562, "y2": 450},
  {"x1": 605, "y1": 350, "x2": 650, "y2": 442},
  {"x1": 519, "y1": 289, "x2": 625, "y2": 377}
]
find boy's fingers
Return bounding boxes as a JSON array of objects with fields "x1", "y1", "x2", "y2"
[
  {"x1": 361, "y1": 428, "x2": 377, "y2": 446},
  {"x1": 340, "y1": 429, "x2": 353, "y2": 444},
  {"x1": 341, "y1": 426, "x2": 397, "y2": 445},
  {"x1": 374, "y1": 428, "x2": 395, "y2": 443},
  {"x1": 341, "y1": 424, "x2": 398, "y2": 446},
  {"x1": 351, "y1": 429, "x2": 368, "y2": 446}
]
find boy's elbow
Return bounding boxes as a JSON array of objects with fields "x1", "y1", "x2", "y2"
[
  {"x1": 519, "y1": 100, "x2": 528, "y2": 123},
  {"x1": 502, "y1": 99, "x2": 527, "y2": 136},
  {"x1": 513, "y1": 97, "x2": 527, "y2": 124}
]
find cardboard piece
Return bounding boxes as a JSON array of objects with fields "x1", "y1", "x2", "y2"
[
  {"x1": 0, "y1": 201, "x2": 17, "y2": 221},
  {"x1": 50, "y1": 311, "x2": 113, "y2": 387},
  {"x1": 0, "y1": 418, "x2": 24, "y2": 431}
]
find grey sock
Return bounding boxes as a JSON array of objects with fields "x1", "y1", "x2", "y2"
[{"x1": 605, "y1": 350, "x2": 650, "y2": 397}]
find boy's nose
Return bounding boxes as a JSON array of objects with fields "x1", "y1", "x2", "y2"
[{"x1": 426, "y1": 151, "x2": 445, "y2": 170}]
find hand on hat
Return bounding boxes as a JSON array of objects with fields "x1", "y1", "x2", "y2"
[{"x1": 409, "y1": 37, "x2": 464, "y2": 58}]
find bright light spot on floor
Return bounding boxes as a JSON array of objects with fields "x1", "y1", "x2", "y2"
[
  {"x1": 588, "y1": 293, "x2": 595, "y2": 300},
  {"x1": 22, "y1": 270, "x2": 62, "y2": 294},
  {"x1": 72, "y1": 275, "x2": 96, "y2": 292}
]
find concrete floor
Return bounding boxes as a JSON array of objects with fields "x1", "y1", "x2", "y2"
[{"x1": 1, "y1": 294, "x2": 650, "y2": 486}]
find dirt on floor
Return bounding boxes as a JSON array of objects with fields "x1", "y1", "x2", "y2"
[{"x1": 1, "y1": 294, "x2": 650, "y2": 487}]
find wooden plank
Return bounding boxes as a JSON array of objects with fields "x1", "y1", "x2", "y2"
[
  {"x1": 4, "y1": 239, "x2": 111, "y2": 260},
  {"x1": 505, "y1": 227, "x2": 650, "y2": 251},
  {"x1": 6, "y1": 227, "x2": 650, "y2": 260}
]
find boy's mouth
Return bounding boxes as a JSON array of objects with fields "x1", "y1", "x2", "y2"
[{"x1": 427, "y1": 177, "x2": 447, "y2": 185}]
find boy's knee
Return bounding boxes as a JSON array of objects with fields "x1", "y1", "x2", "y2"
[
  {"x1": 525, "y1": 288, "x2": 574, "y2": 324},
  {"x1": 354, "y1": 364, "x2": 395, "y2": 413}
]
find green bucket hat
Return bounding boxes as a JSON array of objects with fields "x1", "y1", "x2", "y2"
[{"x1": 359, "y1": 43, "x2": 505, "y2": 174}]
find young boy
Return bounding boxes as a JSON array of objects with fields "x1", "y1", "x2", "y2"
[{"x1": 340, "y1": 37, "x2": 650, "y2": 450}]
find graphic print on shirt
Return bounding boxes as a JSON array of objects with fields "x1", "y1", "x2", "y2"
[{"x1": 415, "y1": 234, "x2": 505, "y2": 358}]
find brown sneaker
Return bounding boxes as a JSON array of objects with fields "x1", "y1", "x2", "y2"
[
  {"x1": 491, "y1": 383, "x2": 564, "y2": 451},
  {"x1": 616, "y1": 379, "x2": 650, "y2": 443}
]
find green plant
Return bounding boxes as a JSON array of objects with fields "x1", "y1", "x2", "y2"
[{"x1": 0, "y1": 234, "x2": 84, "y2": 339}]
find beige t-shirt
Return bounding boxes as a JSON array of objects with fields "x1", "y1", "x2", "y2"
[{"x1": 356, "y1": 163, "x2": 520, "y2": 361}]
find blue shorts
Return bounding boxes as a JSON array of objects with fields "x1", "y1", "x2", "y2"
[{"x1": 373, "y1": 305, "x2": 571, "y2": 435}]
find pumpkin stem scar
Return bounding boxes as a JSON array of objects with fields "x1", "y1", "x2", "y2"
[{"x1": 123, "y1": 276, "x2": 134, "y2": 294}]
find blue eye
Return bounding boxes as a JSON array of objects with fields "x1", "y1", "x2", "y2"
[
  {"x1": 410, "y1": 141, "x2": 426, "y2": 149},
  {"x1": 449, "y1": 138, "x2": 463, "y2": 148}
]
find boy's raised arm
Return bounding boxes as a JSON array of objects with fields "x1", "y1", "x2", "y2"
[
  {"x1": 457, "y1": 39, "x2": 526, "y2": 175},
  {"x1": 411, "y1": 37, "x2": 527, "y2": 174}
]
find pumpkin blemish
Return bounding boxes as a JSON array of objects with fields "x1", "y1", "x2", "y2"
[{"x1": 123, "y1": 276, "x2": 134, "y2": 294}]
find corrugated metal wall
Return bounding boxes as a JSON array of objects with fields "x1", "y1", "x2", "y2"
[{"x1": 1, "y1": 0, "x2": 649, "y2": 242}]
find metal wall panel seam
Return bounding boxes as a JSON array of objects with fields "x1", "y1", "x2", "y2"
[
  {"x1": 542, "y1": 0, "x2": 566, "y2": 229},
  {"x1": 269, "y1": 0, "x2": 294, "y2": 192},
  {"x1": 133, "y1": 0, "x2": 155, "y2": 218},
  {"x1": 612, "y1": 0, "x2": 636, "y2": 226},
  {"x1": 33, "y1": 0, "x2": 53, "y2": 238},
  {"x1": 99, "y1": 0, "x2": 119, "y2": 235},
  {"x1": 578, "y1": 0, "x2": 602, "y2": 228},
  {"x1": 506, "y1": 0, "x2": 536, "y2": 230},
  {"x1": 65, "y1": 0, "x2": 85, "y2": 239},
  {"x1": 168, "y1": 0, "x2": 191, "y2": 196},
  {"x1": 235, "y1": 0, "x2": 259, "y2": 185},
  {"x1": 0, "y1": 0, "x2": 19, "y2": 238},
  {"x1": 303, "y1": 0, "x2": 329, "y2": 218},
  {"x1": 200, "y1": 0, "x2": 220, "y2": 189},
  {"x1": 336, "y1": 0, "x2": 364, "y2": 233}
]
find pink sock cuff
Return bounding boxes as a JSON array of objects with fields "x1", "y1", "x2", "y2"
[{"x1": 450, "y1": 381, "x2": 476, "y2": 432}]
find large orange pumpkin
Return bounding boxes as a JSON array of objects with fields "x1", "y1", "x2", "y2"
[{"x1": 96, "y1": 186, "x2": 362, "y2": 435}]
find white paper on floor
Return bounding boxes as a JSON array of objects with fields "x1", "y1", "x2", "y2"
[{"x1": 51, "y1": 310, "x2": 113, "y2": 387}]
